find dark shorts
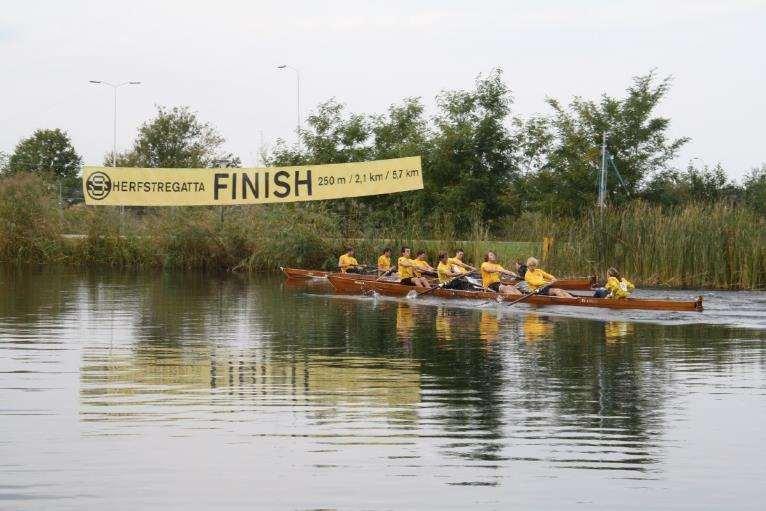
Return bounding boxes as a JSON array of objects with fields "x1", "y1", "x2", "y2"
[
  {"x1": 345, "y1": 267, "x2": 362, "y2": 274},
  {"x1": 488, "y1": 282, "x2": 501, "y2": 292},
  {"x1": 593, "y1": 288, "x2": 609, "y2": 298},
  {"x1": 535, "y1": 285, "x2": 551, "y2": 296},
  {"x1": 442, "y1": 279, "x2": 471, "y2": 290},
  {"x1": 400, "y1": 277, "x2": 415, "y2": 286}
]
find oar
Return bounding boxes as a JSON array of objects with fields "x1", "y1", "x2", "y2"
[
  {"x1": 416, "y1": 274, "x2": 466, "y2": 297},
  {"x1": 503, "y1": 284, "x2": 551, "y2": 307},
  {"x1": 375, "y1": 267, "x2": 396, "y2": 281}
]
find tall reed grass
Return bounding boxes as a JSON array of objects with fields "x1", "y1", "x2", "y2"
[{"x1": 1, "y1": 174, "x2": 763, "y2": 289}]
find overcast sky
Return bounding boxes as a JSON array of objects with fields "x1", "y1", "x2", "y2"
[{"x1": 1, "y1": 0, "x2": 764, "y2": 179}]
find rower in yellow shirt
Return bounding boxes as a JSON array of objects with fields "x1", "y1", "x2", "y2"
[
  {"x1": 338, "y1": 247, "x2": 362, "y2": 274},
  {"x1": 480, "y1": 251, "x2": 522, "y2": 296},
  {"x1": 412, "y1": 250, "x2": 436, "y2": 278},
  {"x1": 377, "y1": 247, "x2": 392, "y2": 276},
  {"x1": 447, "y1": 249, "x2": 477, "y2": 274},
  {"x1": 436, "y1": 252, "x2": 469, "y2": 289},
  {"x1": 397, "y1": 247, "x2": 430, "y2": 288},
  {"x1": 524, "y1": 257, "x2": 573, "y2": 298},
  {"x1": 603, "y1": 267, "x2": 635, "y2": 299}
]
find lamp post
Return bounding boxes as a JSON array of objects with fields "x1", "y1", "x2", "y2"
[
  {"x1": 276, "y1": 65, "x2": 301, "y2": 149},
  {"x1": 89, "y1": 80, "x2": 141, "y2": 222},
  {"x1": 88, "y1": 80, "x2": 142, "y2": 166}
]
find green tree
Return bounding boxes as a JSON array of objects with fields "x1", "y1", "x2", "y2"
[
  {"x1": 0, "y1": 151, "x2": 9, "y2": 174},
  {"x1": 743, "y1": 164, "x2": 766, "y2": 216},
  {"x1": 519, "y1": 71, "x2": 688, "y2": 215},
  {"x1": 8, "y1": 129, "x2": 82, "y2": 179},
  {"x1": 111, "y1": 106, "x2": 240, "y2": 168},
  {"x1": 640, "y1": 162, "x2": 741, "y2": 207},
  {"x1": 425, "y1": 69, "x2": 519, "y2": 232}
]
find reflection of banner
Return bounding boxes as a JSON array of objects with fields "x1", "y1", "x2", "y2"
[{"x1": 82, "y1": 156, "x2": 422, "y2": 206}]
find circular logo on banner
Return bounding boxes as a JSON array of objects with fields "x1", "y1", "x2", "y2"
[{"x1": 86, "y1": 172, "x2": 112, "y2": 200}]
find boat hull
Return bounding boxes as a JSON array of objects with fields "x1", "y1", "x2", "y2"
[
  {"x1": 327, "y1": 274, "x2": 703, "y2": 312},
  {"x1": 282, "y1": 267, "x2": 596, "y2": 290}
]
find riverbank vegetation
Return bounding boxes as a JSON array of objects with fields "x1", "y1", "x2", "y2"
[
  {"x1": 0, "y1": 173, "x2": 763, "y2": 289},
  {"x1": 1, "y1": 69, "x2": 764, "y2": 288}
]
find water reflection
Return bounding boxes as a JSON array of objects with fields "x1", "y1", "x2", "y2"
[{"x1": 1, "y1": 269, "x2": 765, "y2": 508}]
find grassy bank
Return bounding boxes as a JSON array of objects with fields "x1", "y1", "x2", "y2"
[{"x1": 1, "y1": 174, "x2": 764, "y2": 289}]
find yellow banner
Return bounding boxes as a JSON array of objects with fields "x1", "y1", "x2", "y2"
[{"x1": 82, "y1": 156, "x2": 422, "y2": 206}]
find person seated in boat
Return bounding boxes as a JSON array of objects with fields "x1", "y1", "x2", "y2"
[
  {"x1": 524, "y1": 257, "x2": 573, "y2": 298},
  {"x1": 481, "y1": 251, "x2": 522, "y2": 296},
  {"x1": 413, "y1": 250, "x2": 436, "y2": 279},
  {"x1": 514, "y1": 259, "x2": 531, "y2": 293},
  {"x1": 594, "y1": 267, "x2": 635, "y2": 299},
  {"x1": 338, "y1": 247, "x2": 362, "y2": 274},
  {"x1": 437, "y1": 252, "x2": 473, "y2": 290},
  {"x1": 397, "y1": 247, "x2": 430, "y2": 288},
  {"x1": 377, "y1": 248, "x2": 392, "y2": 276},
  {"x1": 447, "y1": 249, "x2": 477, "y2": 274}
]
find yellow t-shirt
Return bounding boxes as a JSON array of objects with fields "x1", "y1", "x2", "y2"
[
  {"x1": 525, "y1": 268, "x2": 555, "y2": 291},
  {"x1": 377, "y1": 254, "x2": 391, "y2": 270},
  {"x1": 605, "y1": 276, "x2": 635, "y2": 298},
  {"x1": 447, "y1": 257, "x2": 465, "y2": 268},
  {"x1": 437, "y1": 261, "x2": 454, "y2": 284},
  {"x1": 480, "y1": 262, "x2": 504, "y2": 288},
  {"x1": 398, "y1": 256, "x2": 414, "y2": 279},
  {"x1": 338, "y1": 254, "x2": 358, "y2": 272},
  {"x1": 413, "y1": 259, "x2": 430, "y2": 277}
]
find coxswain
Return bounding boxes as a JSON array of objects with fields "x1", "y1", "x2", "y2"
[{"x1": 594, "y1": 267, "x2": 635, "y2": 299}]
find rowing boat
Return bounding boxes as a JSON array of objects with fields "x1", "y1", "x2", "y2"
[
  {"x1": 281, "y1": 267, "x2": 333, "y2": 279},
  {"x1": 327, "y1": 274, "x2": 703, "y2": 312},
  {"x1": 281, "y1": 267, "x2": 596, "y2": 290}
]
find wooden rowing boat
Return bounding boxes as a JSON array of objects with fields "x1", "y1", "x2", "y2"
[
  {"x1": 281, "y1": 267, "x2": 596, "y2": 290},
  {"x1": 327, "y1": 274, "x2": 703, "y2": 312},
  {"x1": 281, "y1": 267, "x2": 333, "y2": 279}
]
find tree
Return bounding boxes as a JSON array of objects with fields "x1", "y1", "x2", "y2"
[
  {"x1": 8, "y1": 129, "x2": 82, "y2": 179},
  {"x1": 426, "y1": 69, "x2": 519, "y2": 232},
  {"x1": 0, "y1": 151, "x2": 9, "y2": 174},
  {"x1": 111, "y1": 106, "x2": 240, "y2": 168},
  {"x1": 640, "y1": 163, "x2": 741, "y2": 207},
  {"x1": 518, "y1": 71, "x2": 689, "y2": 215},
  {"x1": 743, "y1": 164, "x2": 766, "y2": 216}
]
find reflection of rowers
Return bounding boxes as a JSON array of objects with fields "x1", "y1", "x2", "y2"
[
  {"x1": 395, "y1": 302, "x2": 415, "y2": 340},
  {"x1": 478, "y1": 310, "x2": 500, "y2": 343},
  {"x1": 604, "y1": 321, "x2": 634, "y2": 342},
  {"x1": 522, "y1": 314, "x2": 554, "y2": 342}
]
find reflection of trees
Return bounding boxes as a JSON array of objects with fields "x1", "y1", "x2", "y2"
[
  {"x1": 47, "y1": 270, "x2": 764, "y2": 475},
  {"x1": 0, "y1": 267, "x2": 77, "y2": 327}
]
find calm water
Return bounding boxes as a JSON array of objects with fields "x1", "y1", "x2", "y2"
[{"x1": 1, "y1": 269, "x2": 765, "y2": 510}]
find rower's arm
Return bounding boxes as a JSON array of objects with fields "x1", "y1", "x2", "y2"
[{"x1": 541, "y1": 270, "x2": 556, "y2": 281}]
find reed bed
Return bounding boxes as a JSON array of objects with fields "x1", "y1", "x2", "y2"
[{"x1": 0, "y1": 174, "x2": 763, "y2": 289}]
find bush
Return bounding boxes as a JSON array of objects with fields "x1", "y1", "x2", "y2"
[{"x1": 0, "y1": 173, "x2": 63, "y2": 263}]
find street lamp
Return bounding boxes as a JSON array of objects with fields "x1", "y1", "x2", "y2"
[
  {"x1": 88, "y1": 80, "x2": 142, "y2": 167},
  {"x1": 277, "y1": 65, "x2": 301, "y2": 149}
]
